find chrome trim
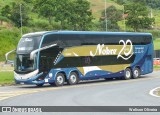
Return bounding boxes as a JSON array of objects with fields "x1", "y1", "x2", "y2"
[{"x1": 14, "y1": 69, "x2": 39, "y2": 80}]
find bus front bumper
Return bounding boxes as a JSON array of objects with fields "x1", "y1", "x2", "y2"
[{"x1": 14, "y1": 70, "x2": 45, "y2": 85}]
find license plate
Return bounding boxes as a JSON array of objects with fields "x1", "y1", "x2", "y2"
[
  {"x1": 45, "y1": 79, "x2": 48, "y2": 82},
  {"x1": 20, "y1": 82, "x2": 24, "y2": 84}
]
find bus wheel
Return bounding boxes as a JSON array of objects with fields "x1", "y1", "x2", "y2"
[
  {"x1": 124, "y1": 68, "x2": 132, "y2": 80},
  {"x1": 132, "y1": 67, "x2": 140, "y2": 79},
  {"x1": 67, "y1": 72, "x2": 79, "y2": 85},
  {"x1": 54, "y1": 73, "x2": 65, "y2": 86}
]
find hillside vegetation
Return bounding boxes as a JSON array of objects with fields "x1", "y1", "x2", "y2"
[{"x1": 0, "y1": 0, "x2": 160, "y2": 61}]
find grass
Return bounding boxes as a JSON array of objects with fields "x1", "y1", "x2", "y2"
[
  {"x1": 89, "y1": 0, "x2": 123, "y2": 19},
  {"x1": 154, "y1": 38, "x2": 160, "y2": 50},
  {"x1": 153, "y1": 9, "x2": 160, "y2": 28},
  {"x1": 154, "y1": 65, "x2": 160, "y2": 71},
  {"x1": 0, "y1": 72, "x2": 14, "y2": 85}
]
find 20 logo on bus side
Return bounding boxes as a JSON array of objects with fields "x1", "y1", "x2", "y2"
[{"x1": 90, "y1": 39, "x2": 133, "y2": 60}]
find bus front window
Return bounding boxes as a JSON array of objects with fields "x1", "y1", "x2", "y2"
[
  {"x1": 17, "y1": 36, "x2": 42, "y2": 54},
  {"x1": 15, "y1": 54, "x2": 37, "y2": 73}
]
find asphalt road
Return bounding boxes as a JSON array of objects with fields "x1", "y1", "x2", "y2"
[{"x1": 0, "y1": 71, "x2": 160, "y2": 107}]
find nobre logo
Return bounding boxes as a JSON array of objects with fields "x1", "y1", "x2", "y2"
[
  {"x1": 90, "y1": 44, "x2": 117, "y2": 57},
  {"x1": 89, "y1": 40, "x2": 133, "y2": 60}
]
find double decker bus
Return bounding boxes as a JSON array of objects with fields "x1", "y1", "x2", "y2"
[{"x1": 6, "y1": 31, "x2": 153, "y2": 86}]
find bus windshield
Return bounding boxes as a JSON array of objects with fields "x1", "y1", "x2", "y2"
[
  {"x1": 17, "y1": 36, "x2": 42, "y2": 54},
  {"x1": 15, "y1": 54, "x2": 37, "y2": 73}
]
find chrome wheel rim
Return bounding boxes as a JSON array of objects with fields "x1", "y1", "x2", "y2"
[
  {"x1": 126, "y1": 70, "x2": 131, "y2": 78},
  {"x1": 134, "y1": 69, "x2": 139, "y2": 77},
  {"x1": 70, "y1": 74, "x2": 77, "y2": 83},
  {"x1": 57, "y1": 76, "x2": 63, "y2": 84}
]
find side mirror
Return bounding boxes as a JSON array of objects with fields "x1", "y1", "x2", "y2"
[{"x1": 5, "y1": 49, "x2": 16, "y2": 65}]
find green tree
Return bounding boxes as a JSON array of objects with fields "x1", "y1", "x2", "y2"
[
  {"x1": 68, "y1": 0, "x2": 93, "y2": 30},
  {"x1": 100, "y1": 5, "x2": 122, "y2": 31},
  {"x1": 1, "y1": 2, "x2": 31, "y2": 27},
  {"x1": 115, "y1": 0, "x2": 125, "y2": 5},
  {"x1": 1, "y1": 5, "x2": 11, "y2": 18},
  {"x1": 54, "y1": 0, "x2": 72, "y2": 29},
  {"x1": 34, "y1": 0, "x2": 56, "y2": 25},
  {"x1": 34, "y1": 0, "x2": 93, "y2": 30},
  {"x1": 125, "y1": 3, "x2": 155, "y2": 31}
]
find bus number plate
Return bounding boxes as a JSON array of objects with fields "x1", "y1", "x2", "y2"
[{"x1": 45, "y1": 79, "x2": 48, "y2": 82}]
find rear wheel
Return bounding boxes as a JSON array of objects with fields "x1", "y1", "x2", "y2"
[
  {"x1": 123, "y1": 68, "x2": 132, "y2": 80},
  {"x1": 132, "y1": 67, "x2": 140, "y2": 79},
  {"x1": 67, "y1": 72, "x2": 79, "y2": 85},
  {"x1": 54, "y1": 73, "x2": 65, "y2": 86}
]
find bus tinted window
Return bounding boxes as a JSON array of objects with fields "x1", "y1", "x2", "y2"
[
  {"x1": 60, "y1": 34, "x2": 82, "y2": 47},
  {"x1": 42, "y1": 34, "x2": 59, "y2": 47},
  {"x1": 42, "y1": 33, "x2": 152, "y2": 48}
]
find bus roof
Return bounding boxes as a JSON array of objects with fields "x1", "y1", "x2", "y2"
[{"x1": 22, "y1": 31, "x2": 152, "y2": 37}]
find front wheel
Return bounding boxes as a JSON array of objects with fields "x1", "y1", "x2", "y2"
[
  {"x1": 67, "y1": 72, "x2": 79, "y2": 85},
  {"x1": 132, "y1": 67, "x2": 140, "y2": 79},
  {"x1": 123, "y1": 68, "x2": 132, "y2": 80},
  {"x1": 54, "y1": 73, "x2": 65, "y2": 87}
]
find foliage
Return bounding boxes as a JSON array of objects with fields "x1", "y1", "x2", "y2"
[
  {"x1": 130, "y1": 0, "x2": 160, "y2": 9},
  {"x1": 0, "y1": 28, "x2": 20, "y2": 60},
  {"x1": 69, "y1": 0, "x2": 94, "y2": 30},
  {"x1": 99, "y1": 5, "x2": 122, "y2": 31},
  {"x1": 34, "y1": 0, "x2": 93, "y2": 30},
  {"x1": 114, "y1": 0, "x2": 126, "y2": 5},
  {"x1": 146, "y1": 0, "x2": 160, "y2": 9},
  {"x1": 114, "y1": 0, "x2": 160, "y2": 9},
  {"x1": 0, "y1": 16, "x2": 10, "y2": 23},
  {"x1": 1, "y1": 1, "x2": 31, "y2": 27},
  {"x1": 34, "y1": 0, "x2": 56, "y2": 26},
  {"x1": 124, "y1": 3, "x2": 155, "y2": 32},
  {"x1": 0, "y1": 0, "x2": 160, "y2": 61}
]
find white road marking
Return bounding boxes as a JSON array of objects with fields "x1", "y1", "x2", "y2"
[{"x1": 149, "y1": 87, "x2": 160, "y2": 97}]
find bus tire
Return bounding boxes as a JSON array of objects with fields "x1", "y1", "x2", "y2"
[
  {"x1": 132, "y1": 67, "x2": 140, "y2": 79},
  {"x1": 123, "y1": 68, "x2": 132, "y2": 80},
  {"x1": 67, "y1": 72, "x2": 79, "y2": 85},
  {"x1": 54, "y1": 73, "x2": 65, "y2": 86}
]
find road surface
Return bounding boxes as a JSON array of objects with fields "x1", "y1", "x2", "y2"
[{"x1": 0, "y1": 71, "x2": 160, "y2": 107}]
